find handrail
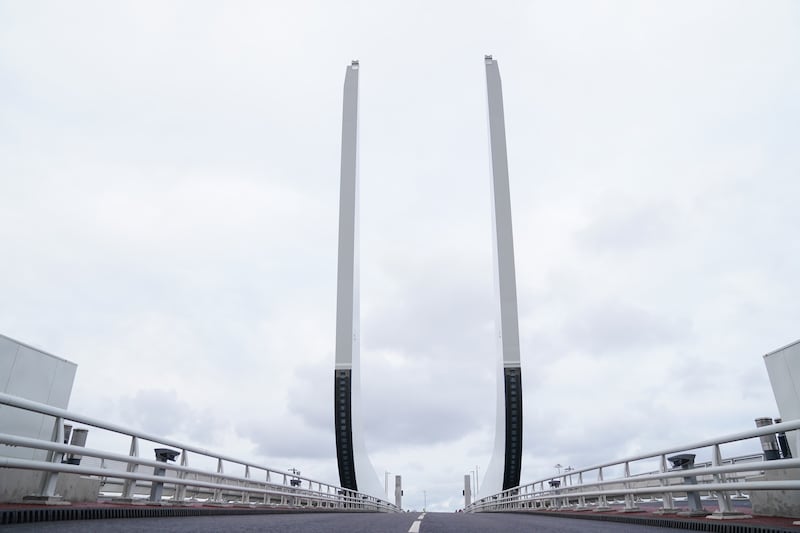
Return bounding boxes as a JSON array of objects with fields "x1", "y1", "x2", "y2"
[
  {"x1": 467, "y1": 419, "x2": 800, "y2": 513},
  {"x1": 0, "y1": 457, "x2": 327, "y2": 501},
  {"x1": 545, "y1": 418, "x2": 800, "y2": 480},
  {"x1": 0, "y1": 392, "x2": 316, "y2": 484},
  {"x1": 0, "y1": 433, "x2": 318, "y2": 491},
  {"x1": 0, "y1": 392, "x2": 399, "y2": 511}
]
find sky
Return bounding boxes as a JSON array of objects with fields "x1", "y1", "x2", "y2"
[{"x1": 2, "y1": 0, "x2": 800, "y2": 512}]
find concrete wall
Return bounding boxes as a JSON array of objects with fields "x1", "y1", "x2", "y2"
[
  {"x1": 749, "y1": 469, "x2": 800, "y2": 519},
  {"x1": 0, "y1": 470, "x2": 101, "y2": 503}
]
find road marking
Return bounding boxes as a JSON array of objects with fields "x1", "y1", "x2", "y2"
[{"x1": 408, "y1": 512, "x2": 426, "y2": 532}]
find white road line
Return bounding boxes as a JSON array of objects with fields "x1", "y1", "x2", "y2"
[{"x1": 408, "y1": 512, "x2": 426, "y2": 532}]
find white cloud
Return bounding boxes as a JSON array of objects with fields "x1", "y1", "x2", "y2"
[{"x1": 2, "y1": 0, "x2": 799, "y2": 512}]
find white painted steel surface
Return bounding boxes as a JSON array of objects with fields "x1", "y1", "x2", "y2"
[
  {"x1": 0, "y1": 391, "x2": 399, "y2": 511},
  {"x1": 334, "y1": 60, "x2": 384, "y2": 500},
  {"x1": 482, "y1": 55, "x2": 523, "y2": 497},
  {"x1": 467, "y1": 419, "x2": 800, "y2": 513},
  {"x1": 335, "y1": 61, "x2": 360, "y2": 373},
  {"x1": 484, "y1": 56, "x2": 521, "y2": 370},
  {"x1": 764, "y1": 338, "x2": 800, "y2": 458},
  {"x1": 0, "y1": 333, "x2": 77, "y2": 462}
]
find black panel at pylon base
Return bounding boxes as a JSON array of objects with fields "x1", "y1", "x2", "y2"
[
  {"x1": 502, "y1": 367, "x2": 523, "y2": 490},
  {"x1": 334, "y1": 370, "x2": 357, "y2": 490}
]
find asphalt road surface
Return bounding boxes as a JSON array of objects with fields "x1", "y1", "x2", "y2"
[{"x1": 3, "y1": 511, "x2": 691, "y2": 532}]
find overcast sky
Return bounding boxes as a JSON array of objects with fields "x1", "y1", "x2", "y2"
[{"x1": 2, "y1": 0, "x2": 800, "y2": 512}]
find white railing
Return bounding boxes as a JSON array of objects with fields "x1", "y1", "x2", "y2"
[
  {"x1": 0, "y1": 392, "x2": 399, "y2": 512},
  {"x1": 467, "y1": 419, "x2": 800, "y2": 515}
]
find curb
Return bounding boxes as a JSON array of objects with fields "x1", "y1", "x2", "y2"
[
  {"x1": 0, "y1": 505, "x2": 371, "y2": 525},
  {"x1": 510, "y1": 510, "x2": 799, "y2": 533}
]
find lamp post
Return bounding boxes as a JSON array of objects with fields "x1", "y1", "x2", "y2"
[{"x1": 554, "y1": 463, "x2": 562, "y2": 475}]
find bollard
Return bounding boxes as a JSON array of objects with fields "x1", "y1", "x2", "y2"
[
  {"x1": 755, "y1": 418, "x2": 781, "y2": 460},
  {"x1": 668, "y1": 454, "x2": 709, "y2": 516},
  {"x1": 150, "y1": 448, "x2": 180, "y2": 502}
]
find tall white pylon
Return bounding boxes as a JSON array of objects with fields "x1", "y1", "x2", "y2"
[
  {"x1": 333, "y1": 60, "x2": 384, "y2": 499},
  {"x1": 481, "y1": 55, "x2": 523, "y2": 495}
]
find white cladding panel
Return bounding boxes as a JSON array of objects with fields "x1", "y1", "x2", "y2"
[
  {"x1": 0, "y1": 334, "x2": 77, "y2": 460},
  {"x1": 481, "y1": 56, "x2": 522, "y2": 497},
  {"x1": 764, "y1": 339, "x2": 800, "y2": 458},
  {"x1": 485, "y1": 57, "x2": 521, "y2": 369},
  {"x1": 334, "y1": 61, "x2": 384, "y2": 500},
  {"x1": 335, "y1": 61, "x2": 360, "y2": 371}
]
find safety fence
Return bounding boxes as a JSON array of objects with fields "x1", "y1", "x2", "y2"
[
  {"x1": 467, "y1": 419, "x2": 800, "y2": 516},
  {"x1": 0, "y1": 392, "x2": 399, "y2": 512}
]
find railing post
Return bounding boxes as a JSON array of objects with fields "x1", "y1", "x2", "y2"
[
  {"x1": 175, "y1": 450, "x2": 188, "y2": 502},
  {"x1": 712, "y1": 444, "x2": 730, "y2": 513},
  {"x1": 622, "y1": 461, "x2": 641, "y2": 512},
  {"x1": 242, "y1": 465, "x2": 251, "y2": 504},
  {"x1": 26, "y1": 416, "x2": 65, "y2": 501},
  {"x1": 576, "y1": 472, "x2": 588, "y2": 510},
  {"x1": 709, "y1": 444, "x2": 750, "y2": 519},
  {"x1": 119, "y1": 436, "x2": 139, "y2": 500},
  {"x1": 655, "y1": 454, "x2": 678, "y2": 514},
  {"x1": 593, "y1": 467, "x2": 611, "y2": 511},
  {"x1": 533, "y1": 481, "x2": 540, "y2": 509},
  {"x1": 213, "y1": 458, "x2": 224, "y2": 502}
]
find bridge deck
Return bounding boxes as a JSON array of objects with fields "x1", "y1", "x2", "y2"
[{"x1": 1, "y1": 502, "x2": 798, "y2": 532}]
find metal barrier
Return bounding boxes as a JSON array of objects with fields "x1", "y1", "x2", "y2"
[
  {"x1": 0, "y1": 392, "x2": 399, "y2": 512},
  {"x1": 467, "y1": 419, "x2": 800, "y2": 516}
]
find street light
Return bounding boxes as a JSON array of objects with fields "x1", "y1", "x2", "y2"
[
  {"x1": 554, "y1": 463, "x2": 562, "y2": 475},
  {"x1": 423, "y1": 490, "x2": 427, "y2": 512}
]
